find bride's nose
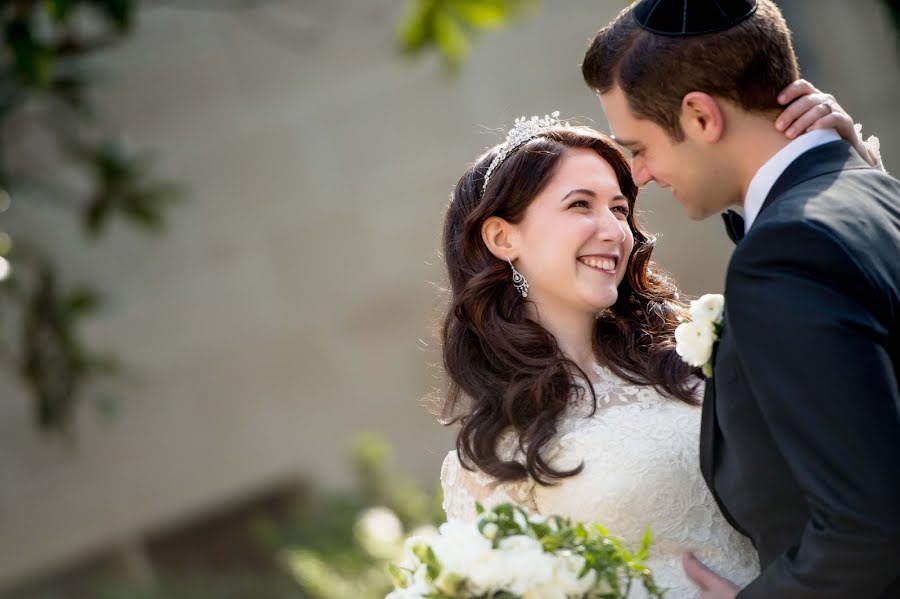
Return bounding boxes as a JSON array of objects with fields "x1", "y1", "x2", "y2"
[{"x1": 595, "y1": 209, "x2": 628, "y2": 244}]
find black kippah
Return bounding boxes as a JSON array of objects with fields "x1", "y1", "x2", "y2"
[{"x1": 633, "y1": 0, "x2": 758, "y2": 37}]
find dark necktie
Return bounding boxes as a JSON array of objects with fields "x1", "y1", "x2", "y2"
[{"x1": 722, "y1": 210, "x2": 745, "y2": 245}]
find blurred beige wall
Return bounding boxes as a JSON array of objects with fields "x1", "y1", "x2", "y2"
[{"x1": 1, "y1": 0, "x2": 897, "y2": 590}]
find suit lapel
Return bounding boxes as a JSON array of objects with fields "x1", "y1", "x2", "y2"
[
  {"x1": 700, "y1": 319, "x2": 754, "y2": 537},
  {"x1": 699, "y1": 365, "x2": 717, "y2": 487},
  {"x1": 699, "y1": 320, "x2": 724, "y2": 489}
]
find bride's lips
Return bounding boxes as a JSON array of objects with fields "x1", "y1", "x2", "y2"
[{"x1": 577, "y1": 254, "x2": 619, "y2": 274}]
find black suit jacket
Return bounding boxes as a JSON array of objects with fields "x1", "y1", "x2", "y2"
[{"x1": 700, "y1": 140, "x2": 900, "y2": 598}]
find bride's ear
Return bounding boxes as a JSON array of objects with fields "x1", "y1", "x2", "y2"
[{"x1": 481, "y1": 216, "x2": 518, "y2": 261}]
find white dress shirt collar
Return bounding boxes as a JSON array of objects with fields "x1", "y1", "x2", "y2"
[{"x1": 742, "y1": 128, "x2": 842, "y2": 233}]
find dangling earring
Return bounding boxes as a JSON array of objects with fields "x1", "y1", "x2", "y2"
[{"x1": 507, "y1": 257, "x2": 528, "y2": 298}]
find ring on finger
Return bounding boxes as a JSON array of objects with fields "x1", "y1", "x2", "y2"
[{"x1": 821, "y1": 99, "x2": 835, "y2": 112}]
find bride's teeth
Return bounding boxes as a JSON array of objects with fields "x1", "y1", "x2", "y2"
[{"x1": 579, "y1": 257, "x2": 615, "y2": 271}]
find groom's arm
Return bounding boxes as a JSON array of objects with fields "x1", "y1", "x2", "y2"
[{"x1": 726, "y1": 218, "x2": 900, "y2": 598}]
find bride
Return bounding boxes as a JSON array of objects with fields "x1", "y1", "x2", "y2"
[{"x1": 437, "y1": 81, "x2": 883, "y2": 598}]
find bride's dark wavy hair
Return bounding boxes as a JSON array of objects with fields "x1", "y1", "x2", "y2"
[{"x1": 441, "y1": 125, "x2": 700, "y2": 485}]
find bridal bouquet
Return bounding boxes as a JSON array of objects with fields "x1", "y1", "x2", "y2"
[{"x1": 386, "y1": 503, "x2": 663, "y2": 599}]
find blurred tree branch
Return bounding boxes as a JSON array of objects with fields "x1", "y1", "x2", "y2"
[
  {"x1": 1, "y1": 0, "x2": 182, "y2": 438},
  {"x1": 399, "y1": 0, "x2": 900, "y2": 74},
  {"x1": 397, "y1": 0, "x2": 537, "y2": 71}
]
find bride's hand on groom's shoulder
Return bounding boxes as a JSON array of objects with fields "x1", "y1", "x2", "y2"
[
  {"x1": 775, "y1": 79, "x2": 879, "y2": 168},
  {"x1": 683, "y1": 552, "x2": 740, "y2": 599}
]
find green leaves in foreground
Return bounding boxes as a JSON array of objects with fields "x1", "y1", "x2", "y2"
[
  {"x1": 397, "y1": 0, "x2": 536, "y2": 70},
  {"x1": 1, "y1": 0, "x2": 183, "y2": 436}
]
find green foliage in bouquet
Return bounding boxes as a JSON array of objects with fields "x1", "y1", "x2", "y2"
[
  {"x1": 389, "y1": 502, "x2": 665, "y2": 599},
  {"x1": 479, "y1": 503, "x2": 661, "y2": 599}
]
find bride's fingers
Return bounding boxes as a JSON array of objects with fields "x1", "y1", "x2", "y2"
[
  {"x1": 803, "y1": 110, "x2": 854, "y2": 135},
  {"x1": 775, "y1": 92, "x2": 829, "y2": 132},
  {"x1": 784, "y1": 97, "x2": 841, "y2": 138},
  {"x1": 683, "y1": 552, "x2": 720, "y2": 590},
  {"x1": 777, "y1": 78, "x2": 818, "y2": 106}
]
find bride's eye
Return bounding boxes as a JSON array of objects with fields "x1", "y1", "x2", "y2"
[
  {"x1": 569, "y1": 199, "x2": 590, "y2": 209},
  {"x1": 612, "y1": 205, "x2": 630, "y2": 217}
]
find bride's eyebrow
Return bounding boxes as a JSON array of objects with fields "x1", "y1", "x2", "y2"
[
  {"x1": 561, "y1": 189, "x2": 597, "y2": 202},
  {"x1": 561, "y1": 190, "x2": 627, "y2": 203}
]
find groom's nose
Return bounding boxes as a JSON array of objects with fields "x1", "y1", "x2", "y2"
[{"x1": 631, "y1": 156, "x2": 652, "y2": 187}]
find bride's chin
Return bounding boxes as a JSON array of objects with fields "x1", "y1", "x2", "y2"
[{"x1": 581, "y1": 289, "x2": 618, "y2": 311}]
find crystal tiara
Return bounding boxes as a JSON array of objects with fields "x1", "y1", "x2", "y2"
[{"x1": 482, "y1": 111, "x2": 568, "y2": 193}]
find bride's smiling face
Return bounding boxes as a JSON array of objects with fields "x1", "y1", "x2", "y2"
[{"x1": 504, "y1": 148, "x2": 635, "y2": 314}]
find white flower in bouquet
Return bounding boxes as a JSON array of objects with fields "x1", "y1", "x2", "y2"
[
  {"x1": 387, "y1": 503, "x2": 663, "y2": 599},
  {"x1": 356, "y1": 506, "x2": 405, "y2": 559},
  {"x1": 496, "y1": 535, "x2": 555, "y2": 595},
  {"x1": 516, "y1": 549, "x2": 596, "y2": 599},
  {"x1": 428, "y1": 520, "x2": 500, "y2": 592}
]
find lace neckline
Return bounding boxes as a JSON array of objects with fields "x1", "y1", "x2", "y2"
[
  {"x1": 565, "y1": 362, "x2": 646, "y2": 413},
  {"x1": 574, "y1": 362, "x2": 628, "y2": 396}
]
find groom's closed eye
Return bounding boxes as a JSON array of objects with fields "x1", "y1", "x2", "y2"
[
  {"x1": 621, "y1": 145, "x2": 643, "y2": 160},
  {"x1": 621, "y1": 144, "x2": 643, "y2": 159},
  {"x1": 610, "y1": 135, "x2": 638, "y2": 152}
]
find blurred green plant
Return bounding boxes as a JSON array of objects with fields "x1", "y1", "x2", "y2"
[
  {"x1": 255, "y1": 433, "x2": 446, "y2": 599},
  {"x1": 93, "y1": 572, "x2": 301, "y2": 599},
  {"x1": 397, "y1": 0, "x2": 537, "y2": 70},
  {"x1": 0, "y1": 0, "x2": 182, "y2": 437},
  {"x1": 401, "y1": 0, "x2": 900, "y2": 74},
  {"x1": 24, "y1": 433, "x2": 442, "y2": 598}
]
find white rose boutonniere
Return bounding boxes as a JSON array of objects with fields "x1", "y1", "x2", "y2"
[{"x1": 675, "y1": 293, "x2": 724, "y2": 378}]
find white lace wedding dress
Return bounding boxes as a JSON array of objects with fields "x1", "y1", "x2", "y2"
[{"x1": 441, "y1": 364, "x2": 760, "y2": 598}]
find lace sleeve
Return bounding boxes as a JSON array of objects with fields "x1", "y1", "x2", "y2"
[
  {"x1": 856, "y1": 123, "x2": 888, "y2": 174},
  {"x1": 440, "y1": 450, "x2": 538, "y2": 523}
]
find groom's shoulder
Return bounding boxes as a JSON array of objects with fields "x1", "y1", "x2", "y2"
[
  {"x1": 730, "y1": 168, "x2": 900, "y2": 298},
  {"x1": 753, "y1": 164, "x2": 900, "y2": 249}
]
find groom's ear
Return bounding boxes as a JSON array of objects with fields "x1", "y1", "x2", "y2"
[
  {"x1": 482, "y1": 216, "x2": 518, "y2": 261},
  {"x1": 680, "y1": 92, "x2": 725, "y2": 144}
]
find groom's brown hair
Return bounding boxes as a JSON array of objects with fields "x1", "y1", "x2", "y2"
[{"x1": 582, "y1": 0, "x2": 799, "y2": 141}]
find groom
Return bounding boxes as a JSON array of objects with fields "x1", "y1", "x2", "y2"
[{"x1": 582, "y1": 0, "x2": 900, "y2": 597}]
